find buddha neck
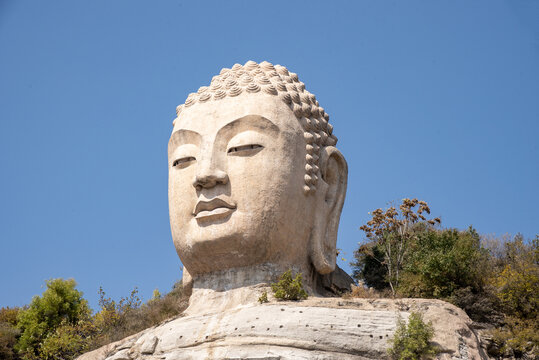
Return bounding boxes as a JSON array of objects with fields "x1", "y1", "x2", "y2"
[{"x1": 184, "y1": 263, "x2": 316, "y2": 316}]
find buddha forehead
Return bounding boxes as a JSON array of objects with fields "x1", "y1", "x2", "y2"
[
  {"x1": 171, "y1": 93, "x2": 301, "y2": 137},
  {"x1": 171, "y1": 60, "x2": 338, "y2": 194}
]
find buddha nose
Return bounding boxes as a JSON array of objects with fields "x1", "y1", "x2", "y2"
[{"x1": 192, "y1": 163, "x2": 229, "y2": 190}]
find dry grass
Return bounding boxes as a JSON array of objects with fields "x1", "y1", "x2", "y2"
[
  {"x1": 87, "y1": 282, "x2": 189, "y2": 351},
  {"x1": 342, "y1": 284, "x2": 394, "y2": 299}
]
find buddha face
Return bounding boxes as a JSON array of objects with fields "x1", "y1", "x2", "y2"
[{"x1": 168, "y1": 94, "x2": 317, "y2": 275}]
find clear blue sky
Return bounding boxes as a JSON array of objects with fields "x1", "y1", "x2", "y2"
[{"x1": 1, "y1": 0, "x2": 538, "y2": 311}]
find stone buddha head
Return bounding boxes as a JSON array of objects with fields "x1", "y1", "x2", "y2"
[{"x1": 168, "y1": 61, "x2": 347, "y2": 293}]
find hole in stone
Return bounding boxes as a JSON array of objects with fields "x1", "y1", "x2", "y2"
[
  {"x1": 357, "y1": 324, "x2": 361, "y2": 327},
  {"x1": 179, "y1": 336, "x2": 183, "y2": 339},
  {"x1": 279, "y1": 325, "x2": 283, "y2": 328},
  {"x1": 251, "y1": 326, "x2": 255, "y2": 329},
  {"x1": 234, "y1": 328, "x2": 237, "y2": 331},
  {"x1": 369, "y1": 335, "x2": 373, "y2": 338},
  {"x1": 379, "y1": 336, "x2": 383, "y2": 339},
  {"x1": 205, "y1": 336, "x2": 208, "y2": 339},
  {"x1": 305, "y1": 324, "x2": 309, "y2": 327},
  {"x1": 267, "y1": 328, "x2": 270, "y2": 331},
  {"x1": 299, "y1": 311, "x2": 303, "y2": 313},
  {"x1": 281, "y1": 308, "x2": 285, "y2": 311}
]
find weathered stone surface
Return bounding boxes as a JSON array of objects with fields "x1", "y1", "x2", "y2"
[
  {"x1": 77, "y1": 297, "x2": 487, "y2": 360},
  {"x1": 104, "y1": 348, "x2": 130, "y2": 360},
  {"x1": 140, "y1": 335, "x2": 158, "y2": 354}
]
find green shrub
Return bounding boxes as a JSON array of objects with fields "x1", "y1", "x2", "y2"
[
  {"x1": 490, "y1": 317, "x2": 539, "y2": 358},
  {"x1": 39, "y1": 321, "x2": 93, "y2": 360},
  {"x1": 258, "y1": 291, "x2": 269, "y2": 304},
  {"x1": 0, "y1": 307, "x2": 21, "y2": 360},
  {"x1": 0, "y1": 306, "x2": 21, "y2": 360},
  {"x1": 492, "y1": 235, "x2": 538, "y2": 320},
  {"x1": 0, "y1": 307, "x2": 20, "y2": 327},
  {"x1": 271, "y1": 270, "x2": 308, "y2": 301},
  {"x1": 15, "y1": 279, "x2": 90, "y2": 360},
  {"x1": 388, "y1": 312, "x2": 437, "y2": 360},
  {"x1": 399, "y1": 227, "x2": 488, "y2": 299}
]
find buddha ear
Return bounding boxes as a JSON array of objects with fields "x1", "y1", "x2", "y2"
[{"x1": 309, "y1": 146, "x2": 348, "y2": 275}]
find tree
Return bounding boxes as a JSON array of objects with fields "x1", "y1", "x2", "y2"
[
  {"x1": 15, "y1": 278, "x2": 90, "y2": 360},
  {"x1": 493, "y1": 234, "x2": 538, "y2": 320},
  {"x1": 351, "y1": 242, "x2": 388, "y2": 290},
  {"x1": 486, "y1": 234, "x2": 539, "y2": 357},
  {"x1": 355, "y1": 199, "x2": 440, "y2": 296}
]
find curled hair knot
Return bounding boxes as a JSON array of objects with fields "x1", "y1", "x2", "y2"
[
  {"x1": 276, "y1": 82, "x2": 287, "y2": 92},
  {"x1": 280, "y1": 92, "x2": 292, "y2": 104},
  {"x1": 246, "y1": 83, "x2": 261, "y2": 93},
  {"x1": 263, "y1": 84, "x2": 278, "y2": 95},
  {"x1": 228, "y1": 86, "x2": 242, "y2": 97},
  {"x1": 199, "y1": 92, "x2": 211, "y2": 102},
  {"x1": 213, "y1": 89, "x2": 226, "y2": 100}
]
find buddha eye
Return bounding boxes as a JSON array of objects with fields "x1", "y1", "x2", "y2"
[
  {"x1": 227, "y1": 144, "x2": 264, "y2": 155},
  {"x1": 172, "y1": 156, "x2": 196, "y2": 168}
]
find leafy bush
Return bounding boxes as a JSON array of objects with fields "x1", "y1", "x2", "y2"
[
  {"x1": 0, "y1": 308, "x2": 21, "y2": 360},
  {"x1": 258, "y1": 291, "x2": 269, "y2": 304},
  {"x1": 492, "y1": 235, "x2": 538, "y2": 320},
  {"x1": 39, "y1": 321, "x2": 93, "y2": 360},
  {"x1": 15, "y1": 278, "x2": 91, "y2": 360},
  {"x1": 0, "y1": 307, "x2": 20, "y2": 326},
  {"x1": 490, "y1": 317, "x2": 539, "y2": 358},
  {"x1": 271, "y1": 270, "x2": 308, "y2": 301},
  {"x1": 485, "y1": 235, "x2": 539, "y2": 358},
  {"x1": 388, "y1": 312, "x2": 437, "y2": 360},
  {"x1": 0, "y1": 324, "x2": 20, "y2": 360},
  {"x1": 399, "y1": 227, "x2": 489, "y2": 299}
]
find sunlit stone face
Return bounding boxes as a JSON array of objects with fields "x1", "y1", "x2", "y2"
[{"x1": 168, "y1": 94, "x2": 316, "y2": 276}]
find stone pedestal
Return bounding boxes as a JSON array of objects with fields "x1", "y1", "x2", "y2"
[{"x1": 77, "y1": 296, "x2": 487, "y2": 360}]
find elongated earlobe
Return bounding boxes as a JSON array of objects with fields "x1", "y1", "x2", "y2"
[{"x1": 309, "y1": 146, "x2": 348, "y2": 274}]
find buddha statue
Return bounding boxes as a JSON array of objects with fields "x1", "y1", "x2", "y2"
[
  {"x1": 168, "y1": 60, "x2": 349, "y2": 301},
  {"x1": 77, "y1": 61, "x2": 485, "y2": 360}
]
